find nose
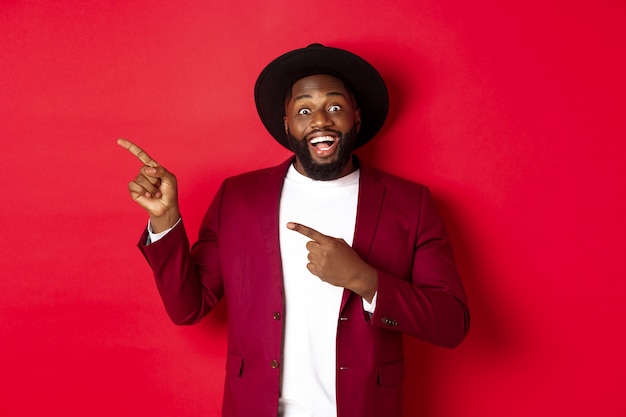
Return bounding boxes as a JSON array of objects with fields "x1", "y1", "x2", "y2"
[{"x1": 309, "y1": 110, "x2": 333, "y2": 129}]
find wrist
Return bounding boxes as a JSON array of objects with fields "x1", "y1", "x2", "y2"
[
  {"x1": 352, "y1": 267, "x2": 378, "y2": 303},
  {"x1": 149, "y1": 209, "x2": 180, "y2": 233}
]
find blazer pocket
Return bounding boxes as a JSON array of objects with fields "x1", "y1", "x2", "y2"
[
  {"x1": 226, "y1": 352, "x2": 244, "y2": 377},
  {"x1": 377, "y1": 359, "x2": 405, "y2": 386}
]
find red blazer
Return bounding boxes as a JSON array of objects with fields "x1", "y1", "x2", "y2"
[{"x1": 139, "y1": 157, "x2": 469, "y2": 417}]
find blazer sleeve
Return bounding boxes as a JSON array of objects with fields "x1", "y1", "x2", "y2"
[
  {"x1": 138, "y1": 183, "x2": 225, "y2": 325},
  {"x1": 369, "y1": 187, "x2": 470, "y2": 348}
]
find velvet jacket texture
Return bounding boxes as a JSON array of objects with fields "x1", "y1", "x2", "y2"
[{"x1": 139, "y1": 157, "x2": 470, "y2": 417}]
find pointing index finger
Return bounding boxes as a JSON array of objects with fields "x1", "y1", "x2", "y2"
[
  {"x1": 117, "y1": 138, "x2": 159, "y2": 167},
  {"x1": 286, "y1": 222, "x2": 327, "y2": 242}
]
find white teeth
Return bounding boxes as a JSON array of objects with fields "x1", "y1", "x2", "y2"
[{"x1": 310, "y1": 136, "x2": 335, "y2": 144}]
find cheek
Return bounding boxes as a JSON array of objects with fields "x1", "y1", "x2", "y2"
[
  {"x1": 286, "y1": 119, "x2": 306, "y2": 136},
  {"x1": 336, "y1": 113, "x2": 357, "y2": 130}
]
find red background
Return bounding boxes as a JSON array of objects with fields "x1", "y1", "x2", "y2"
[{"x1": 2, "y1": 1, "x2": 625, "y2": 416}]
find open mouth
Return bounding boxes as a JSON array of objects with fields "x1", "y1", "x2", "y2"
[{"x1": 309, "y1": 135, "x2": 337, "y2": 151}]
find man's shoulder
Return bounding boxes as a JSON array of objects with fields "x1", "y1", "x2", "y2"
[
  {"x1": 360, "y1": 163, "x2": 427, "y2": 191},
  {"x1": 221, "y1": 157, "x2": 292, "y2": 189}
]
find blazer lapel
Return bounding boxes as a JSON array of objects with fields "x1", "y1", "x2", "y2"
[
  {"x1": 251, "y1": 158, "x2": 294, "y2": 297},
  {"x1": 340, "y1": 164, "x2": 385, "y2": 311}
]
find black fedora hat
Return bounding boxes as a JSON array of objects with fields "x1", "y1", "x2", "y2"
[{"x1": 254, "y1": 43, "x2": 389, "y2": 150}]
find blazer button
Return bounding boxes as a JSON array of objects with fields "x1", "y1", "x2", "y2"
[
  {"x1": 273, "y1": 312, "x2": 281, "y2": 320},
  {"x1": 270, "y1": 359, "x2": 280, "y2": 369},
  {"x1": 382, "y1": 317, "x2": 398, "y2": 326}
]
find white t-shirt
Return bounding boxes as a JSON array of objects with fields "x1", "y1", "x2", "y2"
[{"x1": 278, "y1": 164, "x2": 359, "y2": 417}]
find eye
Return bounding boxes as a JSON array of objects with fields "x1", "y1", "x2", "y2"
[
  {"x1": 298, "y1": 108, "x2": 311, "y2": 115},
  {"x1": 328, "y1": 105, "x2": 341, "y2": 112}
]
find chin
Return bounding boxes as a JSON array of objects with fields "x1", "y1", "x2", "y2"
[{"x1": 287, "y1": 127, "x2": 358, "y2": 181}]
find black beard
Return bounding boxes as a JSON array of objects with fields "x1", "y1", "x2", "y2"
[{"x1": 286, "y1": 127, "x2": 358, "y2": 181}]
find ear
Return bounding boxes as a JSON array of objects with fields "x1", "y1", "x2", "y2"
[
  {"x1": 354, "y1": 108, "x2": 362, "y2": 133},
  {"x1": 283, "y1": 116, "x2": 289, "y2": 135}
]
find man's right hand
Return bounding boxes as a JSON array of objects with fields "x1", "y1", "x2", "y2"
[{"x1": 117, "y1": 138, "x2": 181, "y2": 233}]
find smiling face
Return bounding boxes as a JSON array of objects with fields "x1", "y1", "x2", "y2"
[{"x1": 284, "y1": 74, "x2": 361, "y2": 180}]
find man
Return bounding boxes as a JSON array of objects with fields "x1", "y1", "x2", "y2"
[{"x1": 119, "y1": 43, "x2": 469, "y2": 417}]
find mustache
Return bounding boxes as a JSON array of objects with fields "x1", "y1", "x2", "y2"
[{"x1": 304, "y1": 129, "x2": 342, "y2": 141}]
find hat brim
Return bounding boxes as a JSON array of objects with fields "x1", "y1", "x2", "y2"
[{"x1": 254, "y1": 44, "x2": 389, "y2": 150}]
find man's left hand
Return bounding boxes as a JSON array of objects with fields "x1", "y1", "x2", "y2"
[{"x1": 287, "y1": 222, "x2": 378, "y2": 302}]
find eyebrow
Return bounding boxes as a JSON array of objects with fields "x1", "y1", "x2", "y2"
[{"x1": 293, "y1": 91, "x2": 346, "y2": 103}]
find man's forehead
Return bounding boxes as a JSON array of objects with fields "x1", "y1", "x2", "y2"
[{"x1": 288, "y1": 74, "x2": 353, "y2": 103}]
